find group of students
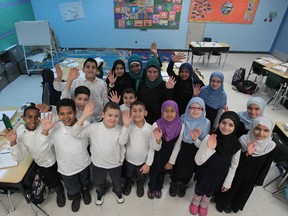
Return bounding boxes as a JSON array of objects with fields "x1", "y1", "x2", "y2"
[{"x1": 2, "y1": 44, "x2": 277, "y2": 216}]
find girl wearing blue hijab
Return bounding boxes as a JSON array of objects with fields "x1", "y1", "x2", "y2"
[
  {"x1": 169, "y1": 97, "x2": 210, "y2": 198},
  {"x1": 199, "y1": 71, "x2": 227, "y2": 131}
]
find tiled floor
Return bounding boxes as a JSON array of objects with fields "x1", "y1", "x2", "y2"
[{"x1": 0, "y1": 53, "x2": 287, "y2": 215}]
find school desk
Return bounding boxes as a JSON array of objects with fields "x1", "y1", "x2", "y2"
[{"x1": 187, "y1": 41, "x2": 230, "y2": 67}]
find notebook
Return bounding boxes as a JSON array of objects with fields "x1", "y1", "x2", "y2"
[{"x1": 0, "y1": 152, "x2": 18, "y2": 169}]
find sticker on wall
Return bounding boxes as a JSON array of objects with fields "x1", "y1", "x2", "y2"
[
  {"x1": 59, "y1": 1, "x2": 85, "y2": 21},
  {"x1": 264, "y1": 12, "x2": 277, "y2": 22}
]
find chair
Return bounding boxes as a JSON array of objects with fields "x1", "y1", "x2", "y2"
[
  {"x1": 273, "y1": 82, "x2": 288, "y2": 110},
  {"x1": 247, "y1": 59, "x2": 267, "y2": 83}
]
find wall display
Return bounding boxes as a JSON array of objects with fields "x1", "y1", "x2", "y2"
[
  {"x1": 188, "y1": 0, "x2": 259, "y2": 24},
  {"x1": 114, "y1": 0, "x2": 182, "y2": 29}
]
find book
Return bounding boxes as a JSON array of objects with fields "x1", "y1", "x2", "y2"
[{"x1": 0, "y1": 152, "x2": 18, "y2": 169}]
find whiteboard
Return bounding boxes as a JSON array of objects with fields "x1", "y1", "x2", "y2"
[{"x1": 15, "y1": 21, "x2": 52, "y2": 46}]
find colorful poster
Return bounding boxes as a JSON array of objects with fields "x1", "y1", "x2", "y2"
[
  {"x1": 114, "y1": 0, "x2": 182, "y2": 29},
  {"x1": 188, "y1": 0, "x2": 259, "y2": 24}
]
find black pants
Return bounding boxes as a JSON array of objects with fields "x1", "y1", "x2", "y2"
[
  {"x1": 124, "y1": 160, "x2": 146, "y2": 184},
  {"x1": 61, "y1": 165, "x2": 90, "y2": 199},
  {"x1": 91, "y1": 164, "x2": 122, "y2": 197}
]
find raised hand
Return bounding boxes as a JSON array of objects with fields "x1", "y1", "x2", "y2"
[
  {"x1": 207, "y1": 134, "x2": 217, "y2": 149},
  {"x1": 55, "y1": 64, "x2": 63, "y2": 81},
  {"x1": 40, "y1": 113, "x2": 55, "y2": 132},
  {"x1": 247, "y1": 141, "x2": 256, "y2": 156},
  {"x1": 190, "y1": 128, "x2": 201, "y2": 141},
  {"x1": 150, "y1": 42, "x2": 158, "y2": 57},
  {"x1": 221, "y1": 186, "x2": 229, "y2": 192},
  {"x1": 164, "y1": 162, "x2": 173, "y2": 170},
  {"x1": 172, "y1": 52, "x2": 186, "y2": 62},
  {"x1": 223, "y1": 105, "x2": 229, "y2": 112},
  {"x1": 82, "y1": 101, "x2": 94, "y2": 118},
  {"x1": 108, "y1": 91, "x2": 121, "y2": 104},
  {"x1": 153, "y1": 127, "x2": 163, "y2": 143},
  {"x1": 107, "y1": 71, "x2": 117, "y2": 85},
  {"x1": 139, "y1": 164, "x2": 150, "y2": 174},
  {"x1": 1, "y1": 129, "x2": 17, "y2": 146},
  {"x1": 193, "y1": 84, "x2": 201, "y2": 96},
  {"x1": 36, "y1": 103, "x2": 50, "y2": 113},
  {"x1": 165, "y1": 76, "x2": 176, "y2": 89},
  {"x1": 122, "y1": 110, "x2": 133, "y2": 128},
  {"x1": 68, "y1": 68, "x2": 80, "y2": 81}
]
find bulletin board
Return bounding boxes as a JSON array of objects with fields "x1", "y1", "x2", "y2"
[
  {"x1": 114, "y1": 0, "x2": 183, "y2": 29},
  {"x1": 188, "y1": 0, "x2": 259, "y2": 24}
]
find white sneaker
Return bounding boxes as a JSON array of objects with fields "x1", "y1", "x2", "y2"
[
  {"x1": 95, "y1": 195, "x2": 104, "y2": 205},
  {"x1": 116, "y1": 194, "x2": 124, "y2": 204}
]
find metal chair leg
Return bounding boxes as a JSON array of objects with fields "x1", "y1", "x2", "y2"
[
  {"x1": 263, "y1": 171, "x2": 286, "y2": 188},
  {"x1": 7, "y1": 190, "x2": 14, "y2": 212},
  {"x1": 0, "y1": 201, "x2": 9, "y2": 215}
]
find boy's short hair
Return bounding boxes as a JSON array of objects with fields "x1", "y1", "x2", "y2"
[
  {"x1": 130, "y1": 100, "x2": 146, "y2": 110},
  {"x1": 74, "y1": 86, "x2": 90, "y2": 97},
  {"x1": 103, "y1": 101, "x2": 120, "y2": 113},
  {"x1": 83, "y1": 58, "x2": 98, "y2": 68},
  {"x1": 122, "y1": 88, "x2": 136, "y2": 97},
  {"x1": 23, "y1": 103, "x2": 40, "y2": 116},
  {"x1": 56, "y1": 98, "x2": 76, "y2": 114}
]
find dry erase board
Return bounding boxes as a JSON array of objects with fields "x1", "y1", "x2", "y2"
[{"x1": 15, "y1": 21, "x2": 52, "y2": 46}]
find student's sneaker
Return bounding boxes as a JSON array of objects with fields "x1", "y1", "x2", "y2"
[
  {"x1": 71, "y1": 196, "x2": 81, "y2": 212},
  {"x1": 81, "y1": 188, "x2": 91, "y2": 205},
  {"x1": 116, "y1": 194, "x2": 124, "y2": 204},
  {"x1": 199, "y1": 206, "x2": 208, "y2": 216},
  {"x1": 95, "y1": 195, "x2": 104, "y2": 205}
]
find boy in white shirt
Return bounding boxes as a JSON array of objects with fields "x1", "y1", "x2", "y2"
[
  {"x1": 122, "y1": 101, "x2": 161, "y2": 197},
  {"x1": 53, "y1": 58, "x2": 109, "y2": 122},
  {"x1": 73, "y1": 101, "x2": 132, "y2": 205},
  {"x1": 39, "y1": 99, "x2": 91, "y2": 212},
  {"x1": 3, "y1": 104, "x2": 65, "y2": 207}
]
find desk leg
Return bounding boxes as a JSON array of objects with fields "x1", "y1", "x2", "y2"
[
  {"x1": 7, "y1": 190, "x2": 15, "y2": 212},
  {"x1": 0, "y1": 201, "x2": 9, "y2": 215},
  {"x1": 223, "y1": 51, "x2": 229, "y2": 67}
]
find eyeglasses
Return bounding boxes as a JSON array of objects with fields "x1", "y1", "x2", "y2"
[
  {"x1": 189, "y1": 107, "x2": 203, "y2": 111},
  {"x1": 210, "y1": 79, "x2": 221, "y2": 83}
]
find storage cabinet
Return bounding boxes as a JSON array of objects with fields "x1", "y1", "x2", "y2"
[{"x1": 0, "y1": 65, "x2": 8, "y2": 91}]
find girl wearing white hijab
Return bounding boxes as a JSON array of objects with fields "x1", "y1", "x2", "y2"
[{"x1": 215, "y1": 116, "x2": 277, "y2": 213}]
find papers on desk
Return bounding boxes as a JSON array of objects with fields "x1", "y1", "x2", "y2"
[
  {"x1": 0, "y1": 152, "x2": 18, "y2": 169},
  {"x1": 272, "y1": 65, "x2": 287, "y2": 73},
  {"x1": 255, "y1": 59, "x2": 270, "y2": 65},
  {"x1": 282, "y1": 63, "x2": 288, "y2": 67},
  {"x1": 26, "y1": 52, "x2": 46, "y2": 63},
  {"x1": 191, "y1": 42, "x2": 222, "y2": 47},
  {"x1": 261, "y1": 57, "x2": 283, "y2": 65},
  {"x1": 60, "y1": 59, "x2": 79, "y2": 68}
]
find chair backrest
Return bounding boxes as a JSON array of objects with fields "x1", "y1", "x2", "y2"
[
  {"x1": 265, "y1": 72, "x2": 282, "y2": 89},
  {"x1": 203, "y1": 37, "x2": 212, "y2": 42}
]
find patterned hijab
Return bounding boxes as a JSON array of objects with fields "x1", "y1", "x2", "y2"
[
  {"x1": 181, "y1": 97, "x2": 210, "y2": 143},
  {"x1": 157, "y1": 100, "x2": 182, "y2": 142},
  {"x1": 240, "y1": 116, "x2": 276, "y2": 157},
  {"x1": 179, "y1": 63, "x2": 193, "y2": 78},
  {"x1": 238, "y1": 96, "x2": 266, "y2": 129},
  {"x1": 215, "y1": 111, "x2": 241, "y2": 157},
  {"x1": 199, "y1": 71, "x2": 227, "y2": 109},
  {"x1": 128, "y1": 54, "x2": 143, "y2": 90},
  {"x1": 144, "y1": 57, "x2": 163, "y2": 89}
]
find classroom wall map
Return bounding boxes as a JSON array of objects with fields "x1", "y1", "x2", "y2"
[
  {"x1": 114, "y1": 0, "x2": 183, "y2": 29},
  {"x1": 188, "y1": 0, "x2": 259, "y2": 24}
]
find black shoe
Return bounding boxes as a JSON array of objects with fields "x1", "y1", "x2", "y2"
[
  {"x1": 136, "y1": 182, "x2": 144, "y2": 197},
  {"x1": 177, "y1": 184, "x2": 186, "y2": 198},
  {"x1": 224, "y1": 203, "x2": 232, "y2": 213},
  {"x1": 216, "y1": 202, "x2": 223, "y2": 213},
  {"x1": 169, "y1": 182, "x2": 178, "y2": 197},
  {"x1": 116, "y1": 194, "x2": 124, "y2": 204},
  {"x1": 71, "y1": 197, "x2": 81, "y2": 212},
  {"x1": 81, "y1": 188, "x2": 91, "y2": 205},
  {"x1": 123, "y1": 183, "x2": 132, "y2": 196},
  {"x1": 54, "y1": 184, "x2": 66, "y2": 207}
]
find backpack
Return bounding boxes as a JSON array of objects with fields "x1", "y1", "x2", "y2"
[
  {"x1": 193, "y1": 68, "x2": 205, "y2": 87},
  {"x1": 236, "y1": 80, "x2": 257, "y2": 95},
  {"x1": 232, "y1": 68, "x2": 246, "y2": 86},
  {"x1": 30, "y1": 172, "x2": 50, "y2": 204},
  {"x1": 41, "y1": 69, "x2": 61, "y2": 105}
]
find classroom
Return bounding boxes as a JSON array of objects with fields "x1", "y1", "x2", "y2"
[{"x1": 0, "y1": 1, "x2": 288, "y2": 216}]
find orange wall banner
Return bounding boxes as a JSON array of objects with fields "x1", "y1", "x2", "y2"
[{"x1": 188, "y1": 0, "x2": 259, "y2": 24}]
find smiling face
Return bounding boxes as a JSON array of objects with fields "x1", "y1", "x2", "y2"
[
  {"x1": 163, "y1": 106, "x2": 177, "y2": 122},
  {"x1": 247, "y1": 104, "x2": 261, "y2": 119},
  {"x1": 58, "y1": 106, "x2": 77, "y2": 126},
  {"x1": 102, "y1": 108, "x2": 120, "y2": 128},
  {"x1": 219, "y1": 118, "x2": 235, "y2": 135},
  {"x1": 83, "y1": 61, "x2": 98, "y2": 80},
  {"x1": 210, "y1": 77, "x2": 222, "y2": 90},
  {"x1": 179, "y1": 68, "x2": 190, "y2": 80},
  {"x1": 123, "y1": 93, "x2": 137, "y2": 108},
  {"x1": 253, "y1": 124, "x2": 270, "y2": 140},
  {"x1": 130, "y1": 104, "x2": 147, "y2": 124},
  {"x1": 74, "y1": 93, "x2": 89, "y2": 111},
  {"x1": 146, "y1": 66, "x2": 159, "y2": 81},
  {"x1": 114, "y1": 64, "x2": 125, "y2": 77},
  {"x1": 189, "y1": 102, "x2": 203, "y2": 119},
  {"x1": 23, "y1": 109, "x2": 40, "y2": 131},
  {"x1": 130, "y1": 62, "x2": 141, "y2": 75}
]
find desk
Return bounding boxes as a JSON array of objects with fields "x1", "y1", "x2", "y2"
[
  {"x1": 274, "y1": 122, "x2": 288, "y2": 145},
  {"x1": 187, "y1": 42, "x2": 230, "y2": 67}
]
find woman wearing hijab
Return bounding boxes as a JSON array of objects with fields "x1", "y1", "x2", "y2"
[
  {"x1": 236, "y1": 96, "x2": 266, "y2": 138},
  {"x1": 128, "y1": 54, "x2": 144, "y2": 91},
  {"x1": 169, "y1": 97, "x2": 210, "y2": 198},
  {"x1": 148, "y1": 100, "x2": 184, "y2": 199},
  {"x1": 190, "y1": 111, "x2": 241, "y2": 216},
  {"x1": 136, "y1": 57, "x2": 174, "y2": 124},
  {"x1": 198, "y1": 71, "x2": 227, "y2": 131},
  {"x1": 215, "y1": 116, "x2": 277, "y2": 214},
  {"x1": 106, "y1": 59, "x2": 133, "y2": 104}
]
